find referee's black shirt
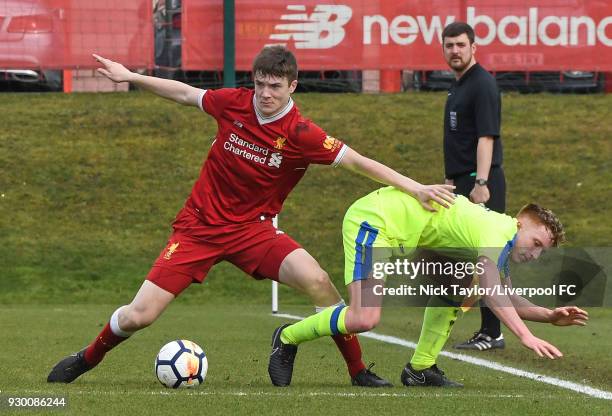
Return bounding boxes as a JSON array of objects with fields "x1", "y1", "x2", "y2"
[{"x1": 443, "y1": 63, "x2": 503, "y2": 179}]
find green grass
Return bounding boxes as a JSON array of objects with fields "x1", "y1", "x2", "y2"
[
  {"x1": 0, "y1": 91, "x2": 610, "y2": 305},
  {"x1": 0, "y1": 304, "x2": 609, "y2": 415},
  {"x1": 0, "y1": 91, "x2": 610, "y2": 413}
]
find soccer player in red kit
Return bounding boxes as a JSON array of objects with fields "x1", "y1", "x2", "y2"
[{"x1": 47, "y1": 46, "x2": 455, "y2": 387}]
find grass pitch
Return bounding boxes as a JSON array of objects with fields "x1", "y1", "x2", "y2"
[
  {"x1": 0, "y1": 91, "x2": 610, "y2": 414},
  {"x1": 1, "y1": 304, "x2": 610, "y2": 415},
  {"x1": 1, "y1": 91, "x2": 611, "y2": 305}
]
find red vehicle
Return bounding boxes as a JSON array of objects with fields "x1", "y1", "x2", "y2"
[{"x1": 0, "y1": 0, "x2": 65, "y2": 90}]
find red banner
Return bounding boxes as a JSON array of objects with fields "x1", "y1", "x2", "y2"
[
  {"x1": 183, "y1": 0, "x2": 612, "y2": 71},
  {"x1": 0, "y1": 0, "x2": 153, "y2": 69}
]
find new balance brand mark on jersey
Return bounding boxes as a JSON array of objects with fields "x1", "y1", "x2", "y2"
[{"x1": 268, "y1": 153, "x2": 283, "y2": 168}]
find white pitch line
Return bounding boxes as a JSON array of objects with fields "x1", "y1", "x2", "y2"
[
  {"x1": 272, "y1": 313, "x2": 612, "y2": 400},
  {"x1": 9, "y1": 389, "x2": 526, "y2": 399}
]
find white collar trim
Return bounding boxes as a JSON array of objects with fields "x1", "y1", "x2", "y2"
[{"x1": 253, "y1": 95, "x2": 294, "y2": 125}]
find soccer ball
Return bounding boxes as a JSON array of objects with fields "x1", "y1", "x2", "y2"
[{"x1": 155, "y1": 339, "x2": 208, "y2": 388}]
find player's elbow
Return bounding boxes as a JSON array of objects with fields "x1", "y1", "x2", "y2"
[
  {"x1": 351, "y1": 310, "x2": 381, "y2": 332},
  {"x1": 162, "y1": 82, "x2": 199, "y2": 107},
  {"x1": 174, "y1": 91, "x2": 192, "y2": 106},
  {"x1": 338, "y1": 148, "x2": 364, "y2": 171}
]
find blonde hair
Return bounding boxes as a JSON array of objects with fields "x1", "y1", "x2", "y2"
[{"x1": 517, "y1": 204, "x2": 565, "y2": 246}]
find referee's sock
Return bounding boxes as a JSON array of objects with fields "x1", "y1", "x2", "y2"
[{"x1": 479, "y1": 306, "x2": 502, "y2": 338}]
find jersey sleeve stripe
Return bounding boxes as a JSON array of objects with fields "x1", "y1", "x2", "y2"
[
  {"x1": 197, "y1": 89, "x2": 207, "y2": 112},
  {"x1": 332, "y1": 144, "x2": 349, "y2": 167}
]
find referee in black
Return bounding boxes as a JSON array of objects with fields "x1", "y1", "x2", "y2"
[{"x1": 441, "y1": 22, "x2": 506, "y2": 351}]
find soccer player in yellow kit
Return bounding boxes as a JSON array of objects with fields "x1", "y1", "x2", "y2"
[{"x1": 269, "y1": 187, "x2": 589, "y2": 387}]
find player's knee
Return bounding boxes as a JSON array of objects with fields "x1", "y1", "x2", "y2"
[
  {"x1": 304, "y1": 269, "x2": 332, "y2": 294},
  {"x1": 122, "y1": 304, "x2": 159, "y2": 330}
]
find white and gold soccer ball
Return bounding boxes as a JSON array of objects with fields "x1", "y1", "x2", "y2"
[{"x1": 155, "y1": 340, "x2": 208, "y2": 388}]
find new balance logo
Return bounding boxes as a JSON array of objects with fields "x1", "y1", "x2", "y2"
[
  {"x1": 268, "y1": 152, "x2": 283, "y2": 168},
  {"x1": 268, "y1": 5, "x2": 352, "y2": 49}
]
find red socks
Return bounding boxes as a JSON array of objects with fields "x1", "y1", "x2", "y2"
[
  {"x1": 82, "y1": 305, "x2": 366, "y2": 378},
  {"x1": 83, "y1": 323, "x2": 128, "y2": 367},
  {"x1": 332, "y1": 333, "x2": 366, "y2": 378},
  {"x1": 83, "y1": 310, "x2": 131, "y2": 368}
]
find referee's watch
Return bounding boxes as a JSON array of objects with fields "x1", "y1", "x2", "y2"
[{"x1": 475, "y1": 178, "x2": 488, "y2": 186}]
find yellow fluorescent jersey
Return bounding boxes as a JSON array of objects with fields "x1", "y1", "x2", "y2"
[
  {"x1": 375, "y1": 187, "x2": 516, "y2": 247},
  {"x1": 373, "y1": 187, "x2": 516, "y2": 265},
  {"x1": 342, "y1": 187, "x2": 518, "y2": 285}
]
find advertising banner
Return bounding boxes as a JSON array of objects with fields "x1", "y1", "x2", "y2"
[{"x1": 183, "y1": 0, "x2": 612, "y2": 71}]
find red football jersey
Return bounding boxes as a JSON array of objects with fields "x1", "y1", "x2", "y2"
[{"x1": 187, "y1": 88, "x2": 347, "y2": 224}]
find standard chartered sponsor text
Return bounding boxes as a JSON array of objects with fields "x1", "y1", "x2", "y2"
[{"x1": 224, "y1": 133, "x2": 269, "y2": 165}]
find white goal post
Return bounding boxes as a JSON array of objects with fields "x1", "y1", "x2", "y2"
[{"x1": 272, "y1": 215, "x2": 279, "y2": 313}]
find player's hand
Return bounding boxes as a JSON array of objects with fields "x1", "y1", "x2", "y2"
[
  {"x1": 469, "y1": 184, "x2": 490, "y2": 204},
  {"x1": 93, "y1": 54, "x2": 133, "y2": 83},
  {"x1": 550, "y1": 306, "x2": 589, "y2": 327},
  {"x1": 520, "y1": 334, "x2": 563, "y2": 359},
  {"x1": 414, "y1": 184, "x2": 456, "y2": 212}
]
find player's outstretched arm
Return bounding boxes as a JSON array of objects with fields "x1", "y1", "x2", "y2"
[
  {"x1": 92, "y1": 54, "x2": 202, "y2": 107},
  {"x1": 508, "y1": 290, "x2": 589, "y2": 326},
  {"x1": 478, "y1": 257, "x2": 563, "y2": 359},
  {"x1": 338, "y1": 148, "x2": 455, "y2": 211},
  {"x1": 549, "y1": 306, "x2": 589, "y2": 326}
]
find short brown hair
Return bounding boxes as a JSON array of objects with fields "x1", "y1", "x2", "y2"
[
  {"x1": 252, "y1": 46, "x2": 298, "y2": 83},
  {"x1": 442, "y1": 22, "x2": 475, "y2": 44},
  {"x1": 517, "y1": 204, "x2": 565, "y2": 246}
]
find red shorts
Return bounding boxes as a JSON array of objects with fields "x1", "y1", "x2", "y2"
[{"x1": 146, "y1": 207, "x2": 301, "y2": 296}]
